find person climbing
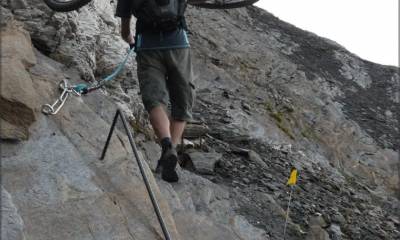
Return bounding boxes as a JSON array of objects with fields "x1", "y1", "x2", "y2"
[{"x1": 116, "y1": 0, "x2": 195, "y2": 183}]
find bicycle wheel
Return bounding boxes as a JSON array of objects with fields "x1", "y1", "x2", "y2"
[{"x1": 43, "y1": 0, "x2": 92, "y2": 12}]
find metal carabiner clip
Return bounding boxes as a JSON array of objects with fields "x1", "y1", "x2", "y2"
[{"x1": 41, "y1": 79, "x2": 70, "y2": 115}]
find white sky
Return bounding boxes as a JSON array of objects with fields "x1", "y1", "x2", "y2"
[{"x1": 255, "y1": 0, "x2": 399, "y2": 66}]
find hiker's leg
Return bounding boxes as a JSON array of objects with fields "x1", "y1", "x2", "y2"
[
  {"x1": 150, "y1": 107, "x2": 186, "y2": 145},
  {"x1": 137, "y1": 50, "x2": 179, "y2": 182},
  {"x1": 151, "y1": 106, "x2": 179, "y2": 182},
  {"x1": 149, "y1": 106, "x2": 171, "y2": 140},
  {"x1": 136, "y1": 51, "x2": 170, "y2": 141},
  {"x1": 170, "y1": 120, "x2": 186, "y2": 145},
  {"x1": 166, "y1": 48, "x2": 194, "y2": 146}
]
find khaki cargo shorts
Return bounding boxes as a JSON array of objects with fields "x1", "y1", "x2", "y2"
[{"x1": 136, "y1": 48, "x2": 195, "y2": 121}]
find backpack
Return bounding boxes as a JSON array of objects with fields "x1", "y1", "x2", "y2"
[{"x1": 133, "y1": 0, "x2": 187, "y2": 32}]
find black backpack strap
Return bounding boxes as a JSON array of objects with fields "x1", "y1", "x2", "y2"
[
  {"x1": 134, "y1": 0, "x2": 188, "y2": 33},
  {"x1": 132, "y1": 0, "x2": 145, "y2": 11}
]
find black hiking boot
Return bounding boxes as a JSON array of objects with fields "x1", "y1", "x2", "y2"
[{"x1": 156, "y1": 138, "x2": 179, "y2": 182}]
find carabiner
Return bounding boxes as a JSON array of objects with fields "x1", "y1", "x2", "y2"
[{"x1": 41, "y1": 80, "x2": 70, "y2": 115}]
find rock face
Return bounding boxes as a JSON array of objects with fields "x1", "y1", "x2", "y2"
[
  {"x1": 1, "y1": 187, "x2": 26, "y2": 240},
  {"x1": 1, "y1": 19, "x2": 181, "y2": 240},
  {"x1": 0, "y1": 21, "x2": 38, "y2": 140},
  {"x1": 187, "y1": 151, "x2": 222, "y2": 174},
  {"x1": 1, "y1": 1, "x2": 399, "y2": 240}
]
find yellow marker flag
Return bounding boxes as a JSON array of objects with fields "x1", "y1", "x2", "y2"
[{"x1": 287, "y1": 168, "x2": 298, "y2": 186}]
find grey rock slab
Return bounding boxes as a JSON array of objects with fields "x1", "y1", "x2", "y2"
[
  {"x1": 2, "y1": 119, "x2": 117, "y2": 239},
  {"x1": 1, "y1": 102, "x2": 180, "y2": 240},
  {"x1": 174, "y1": 211, "x2": 241, "y2": 240},
  {"x1": 172, "y1": 170, "x2": 220, "y2": 212},
  {"x1": 231, "y1": 215, "x2": 269, "y2": 240},
  {"x1": 92, "y1": 150, "x2": 182, "y2": 240},
  {"x1": 140, "y1": 141, "x2": 162, "y2": 171},
  {"x1": 29, "y1": 51, "x2": 129, "y2": 162},
  {"x1": 188, "y1": 151, "x2": 222, "y2": 174},
  {"x1": 156, "y1": 168, "x2": 265, "y2": 239},
  {"x1": 156, "y1": 180, "x2": 188, "y2": 213},
  {"x1": 169, "y1": 170, "x2": 234, "y2": 221},
  {"x1": 1, "y1": 187, "x2": 26, "y2": 240},
  {"x1": 249, "y1": 192, "x2": 297, "y2": 239},
  {"x1": 164, "y1": 168, "x2": 268, "y2": 240},
  {"x1": 1, "y1": 42, "x2": 181, "y2": 240}
]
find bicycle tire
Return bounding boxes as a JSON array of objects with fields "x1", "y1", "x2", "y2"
[
  {"x1": 43, "y1": 0, "x2": 92, "y2": 12},
  {"x1": 189, "y1": 0, "x2": 259, "y2": 9}
]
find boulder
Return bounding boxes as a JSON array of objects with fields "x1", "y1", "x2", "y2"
[
  {"x1": 328, "y1": 224, "x2": 343, "y2": 240},
  {"x1": 248, "y1": 150, "x2": 268, "y2": 169},
  {"x1": 1, "y1": 21, "x2": 36, "y2": 67},
  {"x1": 183, "y1": 123, "x2": 210, "y2": 139},
  {"x1": 0, "y1": 21, "x2": 38, "y2": 140},
  {"x1": 306, "y1": 225, "x2": 331, "y2": 240},
  {"x1": 188, "y1": 151, "x2": 222, "y2": 174},
  {"x1": 306, "y1": 215, "x2": 331, "y2": 240}
]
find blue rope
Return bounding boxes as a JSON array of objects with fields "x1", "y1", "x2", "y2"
[
  {"x1": 73, "y1": 47, "x2": 136, "y2": 94},
  {"x1": 73, "y1": 83, "x2": 88, "y2": 93}
]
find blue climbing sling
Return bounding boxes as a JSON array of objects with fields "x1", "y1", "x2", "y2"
[{"x1": 42, "y1": 46, "x2": 136, "y2": 115}]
